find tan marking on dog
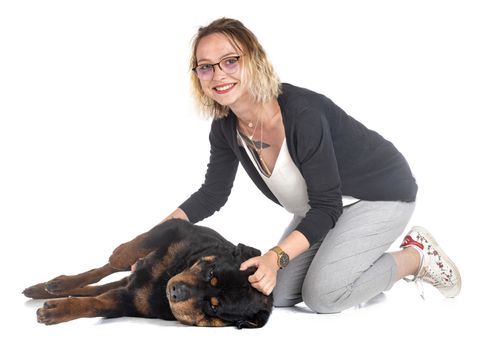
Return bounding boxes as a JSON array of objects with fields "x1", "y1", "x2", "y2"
[
  {"x1": 201, "y1": 256, "x2": 216, "y2": 263},
  {"x1": 196, "y1": 317, "x2": 227, "y2": 327},
  {"x1": 150, "y1": 241, "x2": 186, "y2": 278},
  {"x1": 134, "y1": 285, "x2": 152, "y2": 316},
  {"x1": 210, "y1": 296, "x2": 219, "y2": 307},
  {"x1": 210, "y1": 318, "x2": 226, "y2": 327},
  {"x1": 210, "y1": 276, "x2": 219, "y2": 287},
  {"x1": 168, "y1": 298, "x2": 204, "y2": 326},
  {"x1": 168, "y1": 268, "x2": 200, "y2": 289}
]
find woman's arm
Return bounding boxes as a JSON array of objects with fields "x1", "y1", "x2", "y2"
[{"x1": 179, "y1": 119, "x2": 239, "y2": 223}]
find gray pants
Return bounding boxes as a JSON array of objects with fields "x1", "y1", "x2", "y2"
[{"x1": 274, "y1": 200, "x2": 416, "y2": 313}]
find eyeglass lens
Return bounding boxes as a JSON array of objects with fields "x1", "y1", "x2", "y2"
[{"x1": 195, "y1": 56, "x2": 240, "y2": 80}]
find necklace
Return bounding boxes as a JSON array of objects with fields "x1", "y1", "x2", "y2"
[
  {"x1": 238, "y1": 111, "x2": 273, "y2": 177},
  {"x1": 246, "y1": 115, "x2": 260, "y2": 140},
  {"x1": 258, "y1": 113, "x2": 263, "y2": 156},
  {"x1": 258, "y1": 115, "x2": 272, "y2": 177}
]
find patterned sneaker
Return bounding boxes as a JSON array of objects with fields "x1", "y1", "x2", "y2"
[{"x1": 400, "y1": 226, "x2": 462, "y2": 298}]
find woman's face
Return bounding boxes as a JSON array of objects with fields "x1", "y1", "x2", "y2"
[{"x1": 195, "y1": 33, "x2": 248, "y2": 109}]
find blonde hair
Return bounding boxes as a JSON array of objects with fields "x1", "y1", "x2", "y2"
[{"x1": 189, "y1": 18, "x2": 281, "y2": 119}]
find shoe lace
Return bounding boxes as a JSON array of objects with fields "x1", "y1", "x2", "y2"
[
  {"x1": 404, "y1": 257, "x2": 444, "y2": 300},
  {"x1": 414, "y1": 279, "x2": 425, "y2": 300},
  {"x1": 403, "y1": 252, "x2": 428, "y2": 300},
  {"x1": 404, "y1": 275, "x2": 426, "y2": 300}
]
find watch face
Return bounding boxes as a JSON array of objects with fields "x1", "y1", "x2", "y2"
[{"x1": 279, "y1": 253, "x2": 289, "y2": 268}]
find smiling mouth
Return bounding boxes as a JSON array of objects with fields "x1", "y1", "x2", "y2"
[{"x1": 213, "y1": 83, "x2": 236, "y2": 94}]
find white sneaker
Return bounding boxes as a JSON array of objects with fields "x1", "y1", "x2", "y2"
[{"x1": 400, "y1": 226, "x2": 462, "y2": 298}]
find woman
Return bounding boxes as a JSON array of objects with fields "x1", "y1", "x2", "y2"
[{"x1": 163, "y1": 18, "x2": 461, "y2": 313}]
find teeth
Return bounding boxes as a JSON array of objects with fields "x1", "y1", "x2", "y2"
[{"x1": 215, "y1": 84, "x2": 234, "y2": 91}]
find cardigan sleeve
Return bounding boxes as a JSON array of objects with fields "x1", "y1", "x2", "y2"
[
  {"x1": 179, "y1": 120, "x2": 239, "y2": 223},
  {"x1": 292, "y1": 103, "x2": 344, "y2": 245}
]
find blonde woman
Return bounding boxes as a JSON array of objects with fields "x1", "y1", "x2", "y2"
[{"x1": 164, "y1": 18, "x2": 461, "y2": 313}]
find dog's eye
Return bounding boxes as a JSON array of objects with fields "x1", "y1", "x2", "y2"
[
  {"x1": 208, "y1": 265, "x2": 216, "y2": 279},
  {"x1": 210, "y1": 297, "x2": 219, "y2": 313}
]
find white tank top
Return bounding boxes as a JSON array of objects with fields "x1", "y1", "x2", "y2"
[{"x1": 237, "y1": 131, "x2": 358, "y2": 217}]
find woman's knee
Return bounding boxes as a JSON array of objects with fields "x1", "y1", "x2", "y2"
[
  {"x1": 272, "y1": 283, "x2": 302, "y2": 307},
  {"x1": 272, "y1": 296, "x2": 299, "y2": 308},
  {"x1": 302, "y1": 282, "x2": 353, "y2": 314}
]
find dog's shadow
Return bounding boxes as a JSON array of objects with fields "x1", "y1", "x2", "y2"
[
  {"x1": 24, "y1": 299, "x2": 45, "y2": 308},
  {"x1": 96, "y1": 316, "x2": 183, "y2": 327}
]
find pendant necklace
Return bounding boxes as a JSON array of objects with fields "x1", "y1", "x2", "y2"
[{"x1": 247, "y1": 115, "x2": 260, "y2": 140}]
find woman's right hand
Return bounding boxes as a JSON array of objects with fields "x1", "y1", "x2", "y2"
[{"x1": 158, "y1": 207, "x2": 190, "y2": 224}]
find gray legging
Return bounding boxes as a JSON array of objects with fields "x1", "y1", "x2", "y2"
[{"x1": 274, "y1": 200, "x2": 416, "y2": 313}]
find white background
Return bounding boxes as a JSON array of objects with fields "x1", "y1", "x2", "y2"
[{"x1": 1, "y1": 0, "x2": 489, "y2": 349}]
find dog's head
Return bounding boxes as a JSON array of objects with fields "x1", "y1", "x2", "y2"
[{"x1": 166, "y1": 243, "x2": 273, "y2": 328}]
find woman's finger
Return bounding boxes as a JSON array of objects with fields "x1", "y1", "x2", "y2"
[{"x1": 239, "y1": 256, "x2": 259, "y2": 271}]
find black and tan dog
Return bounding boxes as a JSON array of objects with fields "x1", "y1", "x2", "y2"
[{"x1": 23, "y1": 219, "x2": 273, "y2": 328}]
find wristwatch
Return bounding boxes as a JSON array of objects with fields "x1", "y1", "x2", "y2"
[{"x1": 269, "y1": 246, "x2": 289, "y2": 269}]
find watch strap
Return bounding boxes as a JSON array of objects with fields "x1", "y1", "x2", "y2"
[
  {"x1": 270, "y1": 246, "x2": 285, "y2": 256},
  {"x1": 269, "y1": 246, "x2": 289, "y2": 268}
]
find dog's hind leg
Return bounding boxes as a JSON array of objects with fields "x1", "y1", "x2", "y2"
[
  {"x1": 23, "y1": 264, "x2": 119, "y2": 299},
  {"x1": 37, "y1": 287, "x2": 131, "y2": 325}
]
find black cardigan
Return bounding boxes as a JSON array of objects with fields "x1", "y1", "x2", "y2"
[{"x1": 180, "y1": 83, "x2": 418, "y2": 245}]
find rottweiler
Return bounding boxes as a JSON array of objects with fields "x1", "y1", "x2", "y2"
[{"x1": 23, "y1": 219, "x2": 273, "y2": 328}]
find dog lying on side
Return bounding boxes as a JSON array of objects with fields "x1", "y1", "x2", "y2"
[{"x1": 23, "y1": 219, "x2": 273, "y2": 328}]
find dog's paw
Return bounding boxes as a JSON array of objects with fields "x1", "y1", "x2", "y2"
[
  {"x1": 44, "y1": 275, "x2": 82, "y2": 294},
  {"x1": 23, "y1": 283, "x2": 55, "y2": 299},
  {"x1": 37, "y1": 300, "x2": 69, "y2": 325}
]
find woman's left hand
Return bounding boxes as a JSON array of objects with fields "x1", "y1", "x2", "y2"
[{"x1": 240, "y1": 251, "x2": 280, "y2": 296}]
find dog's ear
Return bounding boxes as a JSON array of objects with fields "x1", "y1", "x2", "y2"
[
  {"x1": 235, "y1": 309, "x2": 272, "y2": 329},
  {"x1": 233, "y1": 243, "x2": 261, "y2": 262}
]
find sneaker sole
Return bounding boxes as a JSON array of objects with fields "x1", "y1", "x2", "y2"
[{"x1": 410, "y1": 226, "x2": 462, "y2": 298}]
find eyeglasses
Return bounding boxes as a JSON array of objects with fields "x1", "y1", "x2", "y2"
[{"x1": 192, "y1": 56, "x2": 241, "y2": 81}]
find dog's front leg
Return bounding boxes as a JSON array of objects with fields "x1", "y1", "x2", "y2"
[
  {"x1": 36, "y1": 288, "x2": 129, "y2": 325},
  {"x1": 23, "y1": 264, "x2": 120, "y2": 299},
  {"x1": 108, "y1": 232, "x2": 155, "y2": 270},
  {"x1": 109, "y1": 218, "x2": 191, "y2": 270}
]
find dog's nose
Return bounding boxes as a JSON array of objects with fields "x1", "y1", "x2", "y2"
[{"x1": 169, "y1": 283, "x2": 190, "y2": 302}]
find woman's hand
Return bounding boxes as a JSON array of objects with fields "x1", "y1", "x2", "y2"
[
  {"x1": 159, "y1": 207, "x2": 189, "y2": 224},
  {"x1": 240, "y1": 251, "x2": 280, "y2": 296}
]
